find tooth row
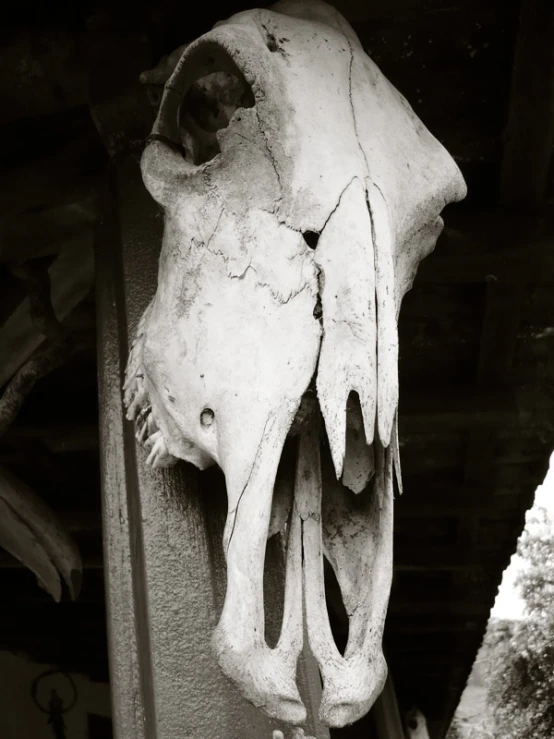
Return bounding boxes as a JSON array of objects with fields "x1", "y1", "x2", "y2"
[
  {"x1": 145, "y1": 430, "x2": 173, "y2": 468},
  {"x1": 123, "y1": 304, "x2": 153, "y2": 421},
  {"x1": 136, "y1": 404, "x2": 156, "y2": 442}
]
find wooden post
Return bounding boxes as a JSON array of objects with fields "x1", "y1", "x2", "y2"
[{"x1": 96, "y1": 153, "x2": 328, "y2": 739}]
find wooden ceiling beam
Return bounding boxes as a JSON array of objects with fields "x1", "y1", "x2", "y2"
[
  {"x1": 386, "y1": 618, "x2": 487, "y2": 635},
  {"x1": 5, "y1": 424, "x2": 100, "y2": 453},
  {"x1": 395, "y1": 489, "x2": 533, "y2": 517},
  {"x1": 393, "y1": 550, "x2": 509, "y2": 572},
  {"x1": 417, "y1": 246, "x2": 554, "y2": 285},
  {"x1": 456, "y1": 280, "x2": 524, "y2": 552},
  {"x1": 399, "y1": 385, "x2": 524, "y2": 431},
  {"x1": 414, "y1": 208, "x2": 554, "y2": 286},
  {"x1": 388, "y1": 600, "x2": 494, "y2": 618}
]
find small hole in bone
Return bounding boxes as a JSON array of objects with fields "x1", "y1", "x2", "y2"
[
  {"x1": 313, "y1": 296, "x2": 323, "y2": 321},
  {"x1": 266, "y1": 34, "x2": 279, "y2": 52},
  {"x1": 302, "y1": 231, "x2": 320, "y2": 249},
  {"x1": 200, "y1": 408, "x2": 215, "y2": 427}
]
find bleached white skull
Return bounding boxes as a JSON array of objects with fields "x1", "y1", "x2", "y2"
[{"x1": 124, "y1": 0, "x2": 466, "y2": 728}]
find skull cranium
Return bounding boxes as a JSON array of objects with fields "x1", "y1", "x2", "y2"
[{"x1": 124, "y1": 0, "x2": 466, "y2": 728}]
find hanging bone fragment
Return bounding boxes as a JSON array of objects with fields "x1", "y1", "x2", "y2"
[{"x1": 124, "y1": 0, "x2": 466, "y2": 728}]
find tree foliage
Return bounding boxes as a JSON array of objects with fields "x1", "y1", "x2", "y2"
[
  {"x1": 484, "y1": 504, "x2": 554, "y2": 739},
  {"x1": 515, "y1": 506, "x2": 554, "y2": 618}
]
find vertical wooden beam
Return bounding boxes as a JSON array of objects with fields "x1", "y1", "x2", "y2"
[
  {"x1": 372, "y1": 675, "x2": 407, "y2": 739},
  {"x1": 458, "y1": 0, "x2": 554, "y2": 562},
  {"x1": 96, "y1": 155, "x2": 328, "y2": 739},
  {"x1": 499, "y1": 0, "x2": 554, "y2": 208},
  {"x1": 96, "y1": 198, "x2": 152, "y2": 739}
]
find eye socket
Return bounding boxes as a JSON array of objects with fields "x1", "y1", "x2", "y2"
[
  {"x1": 200, "y1": 408, "x2": 215, "y2": 427},
  {"x1": 179, "y1": 69, "x2": 255, "y2": 165}
]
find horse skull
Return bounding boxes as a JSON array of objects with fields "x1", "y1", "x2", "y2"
[{"x1": 125, "y1": 0, "x2": 465, "y2": 728}]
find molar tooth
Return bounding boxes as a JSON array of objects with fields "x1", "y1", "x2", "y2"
[
  {"x1": 135, "y1": 404, "x2": 153, "y2": 440},
  {"x1": 126, "y1": 390, "x2": 147, "y2": 421},
  {"x1": 146, "y1": 435, "x2": 164, "y2": 467},
  {"x1": 147, "y1": 413, "x2": 159, "y2": 436},
  {"x1": 136, "y1": 420, "x2": 149, "y2": 443},
  {"x1": 145, "y1": 432, "x2": 174, "y2": 469},
  {"x1": 137, "y1": 403, "x2": 152, "y2": 422},
  {"x1": 144, "y1": 429, "x2": 161, "y2": 453}
]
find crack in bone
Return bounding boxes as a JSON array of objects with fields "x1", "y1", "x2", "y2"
[
  {"x1": 224, "y1": 415, "x2": 271, "y2": 555},
  {"x1": 255, "y1": 107, "x2": 284, "y2": 206}
]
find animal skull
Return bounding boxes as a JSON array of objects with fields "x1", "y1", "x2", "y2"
[{"x1": 124, "y1": 0, "x2": 466, "y2": 728}]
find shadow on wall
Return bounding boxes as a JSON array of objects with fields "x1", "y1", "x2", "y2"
[{"x1": 0, "y1": 651, "x2": 111, "y2": 739}]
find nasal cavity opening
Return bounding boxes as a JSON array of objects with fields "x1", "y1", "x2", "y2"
[
  {"x1": 323, "y1": 556, "x2": 349, "y2": 656},
  {"x1": 179, "y1": 66, "x2": 255, "y2": 166}
]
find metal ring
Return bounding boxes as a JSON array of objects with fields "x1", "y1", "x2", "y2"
[{"x1": 31, "y1": 669, "x2": 78, "y2": 714}]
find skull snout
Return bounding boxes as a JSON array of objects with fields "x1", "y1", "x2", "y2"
[{"x1": 213, "y1": 411, "x2": 307, "y2": 725}]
